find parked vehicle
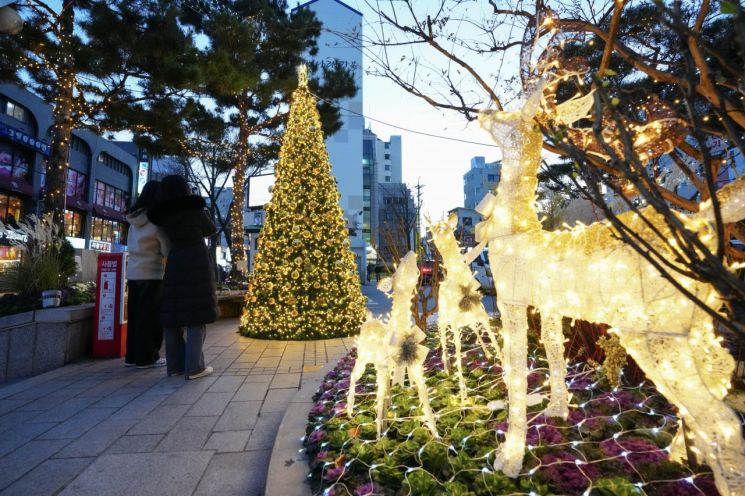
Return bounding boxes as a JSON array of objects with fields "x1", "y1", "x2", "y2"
[{"x1": 418, "y1": 260, "x2": 442, "y2": 285}]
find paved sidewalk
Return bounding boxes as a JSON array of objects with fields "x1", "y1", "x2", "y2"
[{"x1": 0, "y1": 318, "x2": 354, "y2": 496}]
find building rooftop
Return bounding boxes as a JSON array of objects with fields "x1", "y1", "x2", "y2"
[{"x1": 292, "y1": 0, "x2": 363, "y2": 16}]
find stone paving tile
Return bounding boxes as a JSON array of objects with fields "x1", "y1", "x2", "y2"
[
  {"x1": 15, "y1": 388, "x2": 78, "y2": 413},
  {"x1": 186, "y1": 392, "x2": 234, "y2": 417},
  {"x1": 156, "y1": 415, "x2": 217, "y2": 452},
  {"x1": 53, "y1": 417, "x2": 138, "y2": 459},
  {"x1": 0, "y1": 439, "x2": 69, "y2": 490},
  {"x1": 194, "y1": 451, "x2": 269, "y2": 496},
  {"x1": 260, "y1": 389, "x2": 296, "y2": 413},
  {"x1": 59, "y1": 451, "x2": 214, "y2": 496},
  {"x1": 106, "y1": 434, "x2": 163, "y2": 454},
  {"x1": 93, "y1": 387, "x2": 146, "y2": 409},
  {"x1": 128, "y1": 404, "x2": 190, "y2": 436},
  {"x1": 160, "y1": 376, "x2": 218, "y2": 405},
  {"x1": 0, "y1": 421, "x2": 56, "y2": 458},
  {"x1": 269, "y1": 373, "x2": 301, "y2": 389},
  {"x1": 213, "y1": 401, "x2": 261, "y2": 432},
  {"x1": 38, "y1": 407, "x2": 116, "y2": 440},
  {"x1": 28, "y1": 397, "x2": 99, "y2": 424},
  {"x1": 108, "y1": 393, "x2": 166, "y2": 420},
  {"x1": 245, "y1": 414, "x2": 284, "y2": 451},
  {"x1": 233, "y1": 381, "x2": 269, "y2": 402},
  {"x1": 0, "y1": 456, "x2": 93, "y2": 496},
  {"x1": 206, "y1": 375, "x2": 245, "y2": 394},
  {"x1": 0, "y1": 399, "x2": 29, "y2": 416},
  {"x1": 204, "y1": 430, "x2": 252, "y2": 453}
]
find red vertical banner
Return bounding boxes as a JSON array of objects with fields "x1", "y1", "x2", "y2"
[{"x1": 93, "y1": 252, "x2": 128, "y2": 358}]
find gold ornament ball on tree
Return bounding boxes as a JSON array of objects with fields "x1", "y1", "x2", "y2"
[{"x1": 240, "y1": 65, "x2": 366, "y2": 340}]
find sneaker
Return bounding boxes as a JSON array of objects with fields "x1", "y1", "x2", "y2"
[
  {"x1": 137, "y1": 358, "x2": 167, "y2": 369},
  {"x1": 187, "y1": 366, "x2": 214, "y2": 380},
  {"x1": 124, "y1": 361, "x2": 136, "y2": 367}
]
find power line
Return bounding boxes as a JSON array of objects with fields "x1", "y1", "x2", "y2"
[{"x1": 311, "y1": 92, "x2": 499, "y2": 148}]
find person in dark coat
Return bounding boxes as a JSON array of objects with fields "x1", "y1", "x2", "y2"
[{"x1": 148, "y1": 175, "x2": 218, "y2": 380}]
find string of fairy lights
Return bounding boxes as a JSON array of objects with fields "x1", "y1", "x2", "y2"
[{"x1": 304, "y1": 330, "x2": 723, "y2": 496}]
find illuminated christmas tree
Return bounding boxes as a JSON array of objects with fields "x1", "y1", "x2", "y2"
[{"x1": 240, "y1": 66, "x2": 366, "y2": 340}]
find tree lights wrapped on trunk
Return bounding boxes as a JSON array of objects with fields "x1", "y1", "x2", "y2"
[{"x1": 240, "y1": 66, "x2": 366, "y2": 340}]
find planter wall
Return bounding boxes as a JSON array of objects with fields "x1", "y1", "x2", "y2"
[{"x1": 0, "y1": 303, "x2": 94, "y2": 383}]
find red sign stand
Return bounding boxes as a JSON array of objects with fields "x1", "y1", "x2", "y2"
[{"x1": 93, "y1": 252, "x2": 128, "y2": 358}]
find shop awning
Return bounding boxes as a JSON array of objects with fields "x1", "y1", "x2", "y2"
[
  {"x1": 66, "y1": 196, "x2": 90, "y2": 212},
  {"x1": 92, "y1": 204, "x2": 127, "y2": 222}
]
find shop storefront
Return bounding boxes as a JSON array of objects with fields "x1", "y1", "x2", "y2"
[{"x1": 0, "y1": 225, "x2": 28, "y2": 270}]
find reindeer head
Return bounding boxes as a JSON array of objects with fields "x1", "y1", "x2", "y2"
[
  {"x1": 377, "y1": 251, "x2": 419, "y2": 298},
  {"x1": 427, "y1": 213, "x2": 459, "y2": 252}
]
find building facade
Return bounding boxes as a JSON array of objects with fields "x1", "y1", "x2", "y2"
[
  {"x1": 0, "y1": 84, "x2": 138, "y2": 260},
  {"x1": 362, "y1": 128, "x2": 403, "y2": 249},
  {"x1": 447, "y1": 207, "x2": 482, "y2": 247},
  {"x1": 376, "y1": 182, "x2": 416, "y2": 264},
  {"x1": 294, "y1": 0, "x2": 366, "y2": 277},
  {"x1": 464, "y1": 156, "x2": 501, "y2": 209}
]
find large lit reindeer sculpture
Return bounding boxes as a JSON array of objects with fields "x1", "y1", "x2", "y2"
[
  {"x1": 347, "y1": 251, "x2": 437, "y2": 438},
  {"x1": 428, "y1": 214, "x2": 501, "y2": 402},
  {"x1": 476, "y1": 83, "x2": 745, "y2": 495}
]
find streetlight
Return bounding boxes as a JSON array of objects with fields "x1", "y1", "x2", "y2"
[{"x1": 0, "y1": 1, "x2": 22, "y2": 35}]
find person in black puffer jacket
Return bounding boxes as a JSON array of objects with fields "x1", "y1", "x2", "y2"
[{"x1": 148, "y1": 175, "x2": 218, "y2": 380}]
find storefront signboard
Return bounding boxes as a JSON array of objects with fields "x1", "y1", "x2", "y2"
[
  {"x1": 90, "y1": 240, "x2": 112, "y2": 252},
  {"x1": 137, "y1": 161, "x2": 149, "y2": 194},
  {"x1": 0, "y1": 122, "x2": 50, "y2": 156},
  {"x1": 0, "y1": 228, "x2": 28, "y2": 244}
]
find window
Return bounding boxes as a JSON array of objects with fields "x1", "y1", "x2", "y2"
[
  {"x1": 91, "y1": 216, "x2": 127, "y2": 244},
  {"x1": 385, "y1": 176, "x2": 391, "y2": 182},
  {"x1": 4, "y1": 100, "x2": 28, "y2": 123},
  {"x1": 384, "y1": 153, "x2": 390, "y2": 160},
  {"x1": 98, "y1": 153, "x2": 133, "y2": 180},
  {"x1": 488, "y1": 174, "x2": 498, "y2": 182},
  {"x1": 0, "y1": 194, "x2": 23, "y2": 223},
  {"x1": 66, "y1": 169, "x2": 87, "y2": 200},
  {"x1": 0, "y1": 142, "x2": 31, "y2": 181},
  {"x1": 94, "y1": 181, "x2": 130, "y2": 212},
  {"x1": 64, "y1": 210, "x2": 85, "y2": 238},
  {"x1": 385, "y1": 164, "x2": 390, "y2": 171},
  {"x1": 462, "y1": 217, "x2": 473, "y2": 226}
]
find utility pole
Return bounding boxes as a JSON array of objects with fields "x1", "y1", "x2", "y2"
[{"x1": 414, "y1": 179, "x2": 424, "y2": 256}]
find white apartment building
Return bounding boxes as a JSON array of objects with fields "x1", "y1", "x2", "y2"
[{"x1": 294, "y1": 0, "x2": 366, "y2": 277}]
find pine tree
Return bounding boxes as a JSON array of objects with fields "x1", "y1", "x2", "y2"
[{"x1": 240, "y1": 67, "x2": 366, "y2": 340}]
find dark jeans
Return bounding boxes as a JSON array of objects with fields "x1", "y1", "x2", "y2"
[
  {"x1": 164, "y1": 325, "x2": 206, "y2": 377},
  {"x1": 125, "y1": 280, "x2": 164, "y2": 366}
]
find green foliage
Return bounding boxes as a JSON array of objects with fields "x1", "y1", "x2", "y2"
[
  {"x1": 591, "y1": 478, "x2": 644, "y2": 496},
  {"x1": 1, "y1": 247, "x2": 68, "y2": 295},
  {"x1": 403, "y1": 469, "x2": 440, "y2": 494}
]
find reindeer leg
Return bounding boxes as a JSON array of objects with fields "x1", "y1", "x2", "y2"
[
  {"x1": 346, "y1": 360, "x2": 366, "y2": 417},
  {"x1": 541, "y1": 313, "x2": 568, "y2": 418},
  {"x1": 453, "y1": 325, "x2": 468, "y2": 404},
  {"x1": 479, "y1": 313, "x2": 502, "y2": 361},
  {"x1": 473, "y1": 322, "x2": 492, "y2": 359},
  {"x1": 439, "y1": 322, "x2": 451, "y2": 374},
  {"x1": 410, "y1": 364, "x2": 439, "y2": 438},
  {"x1": 617, "y1": 332, "x2": 745, "y2": 496},
  {"x1": 374, "y1": 365, "x2": 391, "y2": 439},
  {"x1": 493, "y1": 303, "x2": 529, "y2": 478}
]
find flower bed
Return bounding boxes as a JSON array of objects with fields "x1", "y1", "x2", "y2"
[{"x1": 304, "y1": 329, "x2": 718, "y2": 495}]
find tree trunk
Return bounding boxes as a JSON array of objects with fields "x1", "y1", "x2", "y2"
[
  {"x1": 229, "y1": 96, "x2": 249, "y2": 278},
  {"x1": 43, "y1": 0, "x2": 76, "y2": 228}
]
